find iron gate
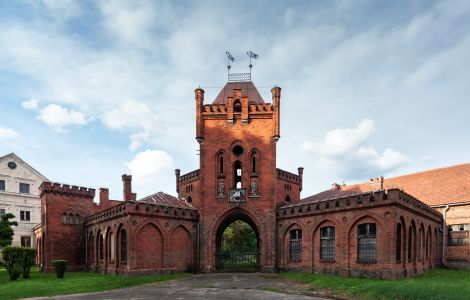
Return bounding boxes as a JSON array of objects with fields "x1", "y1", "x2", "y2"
[{"x1": 215, "y1": 250, "x2": 260, "y2": 272}]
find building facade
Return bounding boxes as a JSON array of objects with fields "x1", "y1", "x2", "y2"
[
  {"x1": 0, "y1": 153, "x2": 47, "y2": 249},
  {"x1": 35, "y1": 79, "x2": 464, "y2": 278}
]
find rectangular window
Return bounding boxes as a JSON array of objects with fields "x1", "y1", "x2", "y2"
[
  {"x1": 448, "y1": 224, "x2": 469, "y2": 246},
  {"x1": 20, "y1": 210, "x2": 31, "y2": 221},
  {"x1": 0, "y1": 209, "x2": 5, "y2": 217},
  {"x1": 21, "y1": 236, "x2": 32, "y2": 247},
  {"x1": 289, "y1": 229, "x2": 302, "y2": 262},
  {"x1": 320, "y1": 226, "x2": 336, "y2": 262},
  {"x1": 0, "y1": 180, "x2": 5, "y2": 191},
  {"x1": 19, "y1": 183, "x2": 30, "y2": 194},
  {"x1": 358, "y1": 223, "x2": 377, "y2": 263}
]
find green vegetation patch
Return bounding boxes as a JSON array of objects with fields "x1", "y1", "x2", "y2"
[
  {"x1": 281, "y1": 268, "x2": 470, "y2": 300},
  {"x1": 0, "y1": 267, "x2": 190, "y2": 300}
]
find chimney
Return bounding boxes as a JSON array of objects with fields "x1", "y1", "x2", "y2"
[
  {"x1": 297, "y1": 167, "x2": 304, "y2": 191},
  {"x1": 271, "y1": 86, "x2": 281, "y2": 140},
  {"x1": 175, "y1": 169, "x2": 181, "y2": 194},
  {"x1": 369, "y1": 176, "x2": 384, "y2": 191},
  {"x1": 122, "y1": 174, "x2": 136, "y2": 201},
  {"x1": 99, "y1": 188, "x2": 109, "y2": 206},
  {"x1": 331, "y1": 183, "x2": 341, "y2": 190}
]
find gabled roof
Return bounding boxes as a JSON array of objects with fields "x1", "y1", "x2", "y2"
[
  {"x1": 212, "y1": 81, "x2": 265, "y2": 105},
  {"x1": 138, "y1": 191, "x2": 196, "y2": 209},
  {"x1": 341, "y1": 163, "x2": 470, "y2": 206},
  {"x1": 0, "y1": 152, "x2": 48, "y2": 181}
]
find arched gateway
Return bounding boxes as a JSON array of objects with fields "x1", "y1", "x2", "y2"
[{"x1": 214, "y1": 210, "x2": 260, "y2": 272}]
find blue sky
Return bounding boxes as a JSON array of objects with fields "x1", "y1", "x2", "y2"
[{"x1": 0, "y1": 0, "x2": 469, "y2": 200}]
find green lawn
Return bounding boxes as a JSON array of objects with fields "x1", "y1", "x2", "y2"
[
  {"x1": 0, "y1": 267, "x2": 190, "y2": 300},
  {"x1": 282, "y1": 268, "x2": 470, "y2": 300}
]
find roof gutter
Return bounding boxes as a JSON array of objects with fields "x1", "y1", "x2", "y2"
[
  {"x1": 431, "y1": 201, "x2": 470, "y2": 208},
  {"x1": 442, "y1": 205, "x2": 449, "y2": 265}
]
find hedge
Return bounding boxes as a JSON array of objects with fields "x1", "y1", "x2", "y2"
[{"x1": 52, "y1": 260, "x2": 67, "y2": 278}]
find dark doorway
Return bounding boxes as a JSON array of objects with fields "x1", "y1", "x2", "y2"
[{"x1": 215, "y1": 211, "x2": 259, "y2": 272}]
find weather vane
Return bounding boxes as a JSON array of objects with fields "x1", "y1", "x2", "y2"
[
  {"x1": 246, "y1": 50, "x2": 259, "y2": 75},
  {"x1": 226, "y1": 51, "x2": 235, "y2": 76}
]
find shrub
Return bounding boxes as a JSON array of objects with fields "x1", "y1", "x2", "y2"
[
  {"x1": 52, "y1": 260, "x2": 67, "y2": 278},
  {"x1": 22, "y1": 248, "x2": 36, "y2": 279},
  {"x1": 2, "y1": 247, "x2": 23, "y2": 281}
]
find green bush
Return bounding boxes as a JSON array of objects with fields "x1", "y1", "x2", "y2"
[
  {"x1": 22, "y1": 248, "x2": 36, "y2": 279},
  {"x1": 2, "y1": 247, "x2": 23, "y2": 280},
  {"x1": 52, "y1": 260, "x2": 67, "y2": 278}
]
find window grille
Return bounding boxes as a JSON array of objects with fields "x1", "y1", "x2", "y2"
[
  {"x1": 396, "y1": 223, "x2": 402, "y2": 262},
  {"x1": 289, "y1": 229, "x2": 302, "y2": 262},
  {"x1": 448, "y1": 224, "x2": 469, "y2": 246},
  {"x1": 120, "y1": 230, "x2": 127, "y2": 263},
  {"x1": 320, "y1": 226, "x2": 335, "y2": 261},
  {"x1": 357, "y1": 223, "x2": 377, "y2": 263}
]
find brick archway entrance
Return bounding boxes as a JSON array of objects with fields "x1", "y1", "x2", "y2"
[{"x1": 215, "y1": 210, "x2": 260, "y2": 272}]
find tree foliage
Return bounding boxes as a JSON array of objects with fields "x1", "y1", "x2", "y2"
[
  {"x1": 221, "y1": 220, "x2": 257, "y2": 252},
  {"x1": 0, "y1": 213, "x2": 18, "y2": 248}
]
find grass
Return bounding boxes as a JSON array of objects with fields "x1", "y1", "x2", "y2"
[
  {"x1": 0, "y1": 267, "x2": 190, "y2": 300},
  {"x1": 281, "y1": 268, "x2": 470, "y2": 300}
]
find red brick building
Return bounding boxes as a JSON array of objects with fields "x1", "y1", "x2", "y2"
[{"x1": 35, "y1": 78, "x2": 466, "y2": 278}]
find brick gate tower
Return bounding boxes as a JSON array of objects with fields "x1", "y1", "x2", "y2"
[{"x1": 176, "y1": 78, "x2": 303, "y2": 272}]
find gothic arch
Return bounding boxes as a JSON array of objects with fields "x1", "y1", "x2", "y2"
[
  {"x1": 169, "y1": 225, "x2": 193, "y2": 270},
  {"x1": 347, "y1": 215, "x2": 383, "y2": 267},
  {"x1": 313, "y1": 219, "x2": 340, "y2": 268},
  {"x1": 136, "y1": 223, "x2": 163, "y2": 269}
]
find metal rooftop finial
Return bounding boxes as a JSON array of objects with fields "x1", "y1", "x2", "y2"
[
  {"x1": 246, "y1": 51, "x2": 259, "y2": 75},
  {"x1": 226, "y1": 51, "x2": 235, "y2": 75}
]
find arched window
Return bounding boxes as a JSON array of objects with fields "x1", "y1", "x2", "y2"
[
  {"x1": 68, "y1": 213, "x2": 74, "y2": 224},
  {"x1": 357, "y1": 223, "x2": 377, "y2": 263},
  {"x1": 187, "y1": 196, "x2": 192, "y2": 203},
  {"x1": 426, "y1": 231, "x2": 430, "y2": 260},
  {"x1": 234, "y1": 161, "x2": 242, "y2": 188},
  {"x1": 289, "y1": 229, "x2": 302, "y2": 262},
  {"x1": 120, "y1": 230, "x2": 127, "y2": 263},
  {"x1": 408, "y1": 226, "x2": 413, "y2": 262},
  {"x1": 418, "y1": 228, "x2": 422, "y2": 260},
  {"x1": 62, "y1": 213, "x2": 67, "y2": 224},
  {"x1": 396, "y1": 223, "x2": 402, "y2": 262},
  {"x1": 99, "y1": 234, "x2": 104, "y2": 260},
  {"x1": 285, "y1": 195, "x2": 291, "y2": 203},
  {"x1": 233, "y1": 99, "x2": 242, "y2": 112},
  {"x1": 252, "y1": 156, "x2": 256, "y2": 173},
  {"x1": 249, "y1": 150, "x2": 259, "y2": 174},
  {"x1": 75, "y1": 214, "x2": 80, "y2": 225},
  {"x1": 320, "y1": 226, "x2": 335, "y2": 261},
  {"x1": 219, "y1": 156, "x2": 224, "y2": 174}
]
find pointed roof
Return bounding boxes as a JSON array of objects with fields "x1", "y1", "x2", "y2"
[
  {"x1": 212, "y1": 81, "x2": 265, "y2": 105},
  {"x1": 0, "y1": 152, "x2": 48, "y2": 181},
  {"x1": 138, "y1": 191, "x2": 196, "y2": 210},
  {"x1": 341, "y1": 163, "x2": 470, "y2": 206}
]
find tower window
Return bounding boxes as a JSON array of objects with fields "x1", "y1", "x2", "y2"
[
  {"x1": 233, "y1": 145, "x2": 243, "y2": 156},
  {"x1": 233, "y1": 99, "x2": 242, "y2": 112},
  {"x1": 219, "y1": 157, "x2": 224, "y2": 174},
  {"x1": 234, "y1": 161, "x2": 242, "y2": 188}
]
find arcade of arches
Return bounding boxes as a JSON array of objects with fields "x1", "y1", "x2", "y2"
[{"x1": 34, "y1": 80, "x2": 449, "y2": 279}]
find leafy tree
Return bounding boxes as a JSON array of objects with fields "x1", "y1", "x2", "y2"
[
  {"x1": 0, "y1": 213, "x2": 18, "y2": 248},
  {"x1": 221, "y1": 220, "x2": 257, "y2": 252}
]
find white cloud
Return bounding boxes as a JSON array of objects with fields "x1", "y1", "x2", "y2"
[
  {"x1": 21, "y1": 98, "x2": 39, "y2": 110},
  {"x1": 37, "y1": 104, "x2": 87, "y2": 132},
  {"x1": 125, "y1": 149, "x2": 175, "y2": 196},
  {"x1": 357, "y1": 147, "x2": 410, "y2": 171},
  {"x1": 301, "y1": 118, "x2": 375, "y2": 157},
  {"x1": 0, "y1": 127, "x2": 21, "y2": 139}
]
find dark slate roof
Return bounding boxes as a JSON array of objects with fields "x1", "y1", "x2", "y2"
[
  {"x1": 212, "y1": 81, "x2": 265, "y2": 104},
  {"x1": 138, "y1": 192, "x2": 196, "y2": 209},
  {"x1": 297, "y1": 189, "x2": 361, "y2": 205}
]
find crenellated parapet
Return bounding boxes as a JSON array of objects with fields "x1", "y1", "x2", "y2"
[
  {"x1": 85, "y1": 201, "x2": 199, "y2": 226},
  {"x1": 178, "y1": 169, "x2": 200, "y2": 184},
  {"x1": 277, "y1": 189, "x2": 442, "y2": 221},
  {"x1": 201, "y1": 103, "x2": 274, "y2": 116},
  {"x1": 40, "y1": 181, "x2": 95, "y2": 199},
  {"x1": 277, "y1": 168, "x2": 300, "y2": 184}
]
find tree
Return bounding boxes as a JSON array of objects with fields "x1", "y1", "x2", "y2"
[
  {"x1": 0, "y1": 213, "x2": 18, "y2": 248},
  {"x1": 221, "y1": 220, "x2": 257, "y2": 252}
]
